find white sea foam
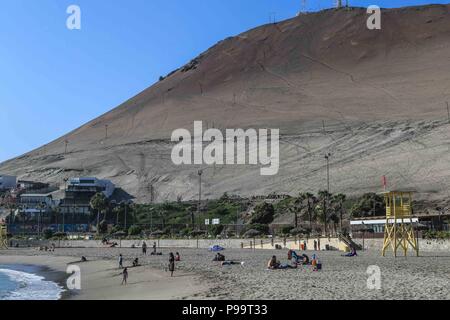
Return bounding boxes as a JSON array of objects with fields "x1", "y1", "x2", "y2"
[{"x1": 0, "y1": 268, "x2": 64, "y2": 300}]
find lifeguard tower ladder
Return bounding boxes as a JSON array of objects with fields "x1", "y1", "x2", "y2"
[
  {"x1": 0, "y1": 222, "x2": 8, "y2": 249},
  {"x1": 381, "y1": 191, "x2": 419, "y2": 257}
]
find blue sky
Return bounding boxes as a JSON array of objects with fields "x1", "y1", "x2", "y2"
[{"x1": 0, "y1": 0, "x2": 447, "y2": 162}]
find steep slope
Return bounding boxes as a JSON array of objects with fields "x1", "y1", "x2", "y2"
[{"x1": 2, "y1": 5, "x2": 450, "y2": 205}]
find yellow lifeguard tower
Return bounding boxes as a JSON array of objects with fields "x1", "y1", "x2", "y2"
[
  {"x1": 0, "y1": 222, "x2": 8, "y2": 249},
  {"x1": 381, "y1": 191, "x2": 419, "y2": 257}
]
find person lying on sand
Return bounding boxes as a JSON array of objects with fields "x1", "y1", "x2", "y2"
[
  {"x1": 343, "y1": 247, "x2": 358, "y2": 257},
  {"x1": 288, "y1": 250, "x2": 310, "y2": 265},
  {"x1": 221, "y1": 261, "x2": 244, "y2": 266},
  {"x1": 268, "y1": 255, "x2": 297, "y2": 270}
]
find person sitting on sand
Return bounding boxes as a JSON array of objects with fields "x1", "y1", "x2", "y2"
[
  {"x1": 213, "y1": 253, "x2": 225, "y2": 262},
  {"x1": 301, "y1": 254, "x2": 310, "y2": 265},
  {"x1": 132, "y1": 258, "x2": 140, "y2": 267},
  {"x1": 175, "y1": 252, "x2": 181, "y2": 261},
  {"x1": 267, "y1": 256, "x2": 280, "y2": 269},
  {"x1": 122, "y1": 268, "x2": 128, "y2": 285},
  {"x1": 81, "y1": 256, "x2": 87, "y2": 262}
]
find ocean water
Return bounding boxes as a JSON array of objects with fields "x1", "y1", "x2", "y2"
[{"x1": 0, "y1": 265, "x2": 64, "y2": 300}]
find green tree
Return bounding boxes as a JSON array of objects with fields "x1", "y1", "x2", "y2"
[
  {"x1": 250, "y1": 202, "x2": 275, "y2": 225},
  {"x1": 304, "y1": 193, "x2": 318, "y2": 231},
  {"x1": 350, "y1": 193, "x2": 384, "y2": 218},
  {"x1": 333, "y1": 193, "x2": 346, "y2": 232},
  {"x1": 90, "y1": 192, "x2": 109, "y2": 234},
  {"x1": 317, "y1": 190, "x2": 332, "y2": 236}
]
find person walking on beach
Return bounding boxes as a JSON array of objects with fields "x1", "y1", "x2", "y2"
[
  {"x1": 122, "y1": 267, "x2": 128, "y2": 285},
  {"x1": 313, "y1": 240, "x2": 317, "y2": 251},
  {"x1": 119, "y1": 254, "x2": 123, "y2": 269},
  {"x1": 153, "y1": 242, "x2": 157, "y2": 254},
  {"x1": 142, "y1": 241, "x2": 147, "y2": 255},
  {"x1": 168, "y1": 252, "x2": 175, "y2": 277}
]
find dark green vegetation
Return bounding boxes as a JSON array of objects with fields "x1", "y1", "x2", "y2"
[{"x1": 84, "y1": 191, "x2": 392, "y2": 238}]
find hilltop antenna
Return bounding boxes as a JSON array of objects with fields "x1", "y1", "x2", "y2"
[
  {"x1": 64, "y1": 140, "x2": 69, "y2": 154},
  {"x1": 269, "y1": 12, "x2": 276, "y2": 24},
  {"x1": 105, "y1": 124, "x2": 108, "y2": 139},
  {"x1": 300, "y1": 0, "x2": 307, "y2": 13}
]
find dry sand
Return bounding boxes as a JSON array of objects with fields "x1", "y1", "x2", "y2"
[{"x1": 1, "y1": 247, "x2": 450, "y2": 300}]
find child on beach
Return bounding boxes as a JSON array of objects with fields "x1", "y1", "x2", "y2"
[
  {"x1": 119, "y1": 254, "x2": 123, "y2": 269},
  {"x1": 142, "y1": 241, "x2": 147, "y2": 255},
  {"x1": 175, "y1": 252, "x2": 181, "y2": 261},
  {"x1": 121, "y1": 268, "x2": 128, "y2": 285}
]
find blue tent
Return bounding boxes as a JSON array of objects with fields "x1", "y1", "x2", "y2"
[{"x1": 209, "y1": 245, "x2": 225, "y2": 252}]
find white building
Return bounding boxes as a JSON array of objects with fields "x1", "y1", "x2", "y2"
[
  {"x1": 18, "y1": 193, "x2": 56, "y2": 215},
  {"x1": 0, "y1": 175, "x2": 17, "y2": 190},
  {"x1": 67, "y1": 177, "x2": 115, "y2": 198}
]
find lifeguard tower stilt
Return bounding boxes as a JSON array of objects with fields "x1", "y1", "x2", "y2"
[
  {"x1": 0, "y1": 222, "x2": 8, "y2": 249},
  {"x1": 381, "y1": 191, "x2": 419, "y2": 257}
]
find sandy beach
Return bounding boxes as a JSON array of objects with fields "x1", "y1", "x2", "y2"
[{"x1": 1, "y1": 247, "x2": 450, "y2": 300}]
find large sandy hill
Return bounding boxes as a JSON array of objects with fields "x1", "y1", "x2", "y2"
[{"x1": 2, "y1": 5, "x2": 450, "y2": 205}]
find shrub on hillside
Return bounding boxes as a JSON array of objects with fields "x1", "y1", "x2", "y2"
[{"x1": 128, "y1": 225, "x2": 142, "y2": 236}]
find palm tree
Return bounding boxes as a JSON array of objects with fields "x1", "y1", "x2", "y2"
[
  {"x1": 113, "y1": 206, "x2": 121, "y2": 226},
  {"x1": 333, "y1": 193, "x2": 347, "y2": 233},
  {"x1": 304, "y1": 192, "x2": 317, "y2": 231},
  {"x1": 290, "y1": 194, "x2": 306, "y2": 229},
  {"x1": 317, "y1": 190, "x2": 332, "y2": 236},
  {"x1": 90, "y1": 193, "x2": 109, "y2": 234}
]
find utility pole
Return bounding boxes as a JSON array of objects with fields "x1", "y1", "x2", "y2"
[
  {"x1": 325, "y1": 153, "x2": 331, "y2": 193},
  {"x1": 197, "y1": 170, "x2": 203, "y2": 222},
  {"x1": 446, "y1": 102, "x2": 450, "y2": 124}
]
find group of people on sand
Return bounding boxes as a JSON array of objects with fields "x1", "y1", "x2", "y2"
[
  {"x1": 118, "y1": 243, "x2": 182, "y2": 284},
  {"x1": 267, "y1": 250, "x2": 322, "y2": 271}
]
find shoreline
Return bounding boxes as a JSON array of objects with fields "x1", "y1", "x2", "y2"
[
  {"x1": 0, "y1": 252, "x2": 212, "y2": 300},
  {"x1": 2, "y1": 247, "x2": 450, "y2": 300}
]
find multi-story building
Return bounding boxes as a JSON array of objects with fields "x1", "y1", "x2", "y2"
[
  {"x1": 18, "y1": 193, "x2": 56, "y2": 216},
  {"x1": 17, "y1": 180, "x2": 50, "y2": 191},
  {"x1": 60, "y1": 177, "x2": 115, "y2": 215}
]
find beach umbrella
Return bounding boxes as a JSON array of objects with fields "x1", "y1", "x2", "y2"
[{"x1": 114, "y1": 231, "x2": 127, "y2": 248}]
